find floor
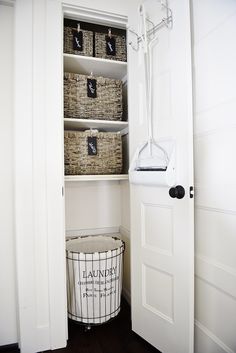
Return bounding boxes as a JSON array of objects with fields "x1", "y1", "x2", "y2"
[
  {"x1": 47, "y1": 298, "x2": 160, "y2": 353},
  {"x1": 1, "y1": 299, "x2": 160, "y2": 353},
  {"x1": 0, "y1": 345, "x2": 19, "y2": 353}
]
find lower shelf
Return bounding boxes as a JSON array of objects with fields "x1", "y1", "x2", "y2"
[{"x1": 64, "y1": 174, "x2": 129, "y2": 182}]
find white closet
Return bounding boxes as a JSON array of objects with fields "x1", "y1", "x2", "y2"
[
  {"x1": 14, "y1": 1, "x2": 194, "y2": 352},
  {"x1": 63, "y1": 14, "x2": 131, "y2": 301}
]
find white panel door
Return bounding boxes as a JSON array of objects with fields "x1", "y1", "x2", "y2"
[{"x1": 128, "y1": 1, "x2": 194, "y2": 352}]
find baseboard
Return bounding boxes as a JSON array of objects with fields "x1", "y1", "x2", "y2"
[
  {"x1": 66, "y1": 226, "x2": 120, "y2": 238},
  {"x1": 120, "y1": 226, "x2": 131, "y2": 305},
  {"x1": 0, "y1": 343, "x2": 19, "y2": 352},
  {"x1": 119, "y1": 225, "x2": 130, "y2": 238},
  {"x1": 122, "y1": 287, "x2": 131, "y2": 305},
  {"x1": 66, "y1": 226, "x2": 130, "y2": 239}
]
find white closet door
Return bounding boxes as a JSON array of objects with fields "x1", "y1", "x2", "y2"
[{"x1": 128, "y1": 1, "x2": 194, "y2": 352}]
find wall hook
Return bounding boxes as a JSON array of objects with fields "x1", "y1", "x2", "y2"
[
  {"x1": 128, "y1": 27, "x2": 140, "y2": 51},
  {"x1": 128, "y1": 0, "x2": 173, "y2": 51}
]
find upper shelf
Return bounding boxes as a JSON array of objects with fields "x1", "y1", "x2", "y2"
[
  {"x1": 64, "y1": 118, "x2": 128, "y2": 134},
  {"x1": 64, "y1": 53, "x2": 127, "y2": 80}
]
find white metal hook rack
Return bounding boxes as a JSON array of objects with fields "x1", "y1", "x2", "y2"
[
  {"x1": 128, "y1": 0, "x2": 175, "y2": 187},
  {"x1": 128, "y1": 0, "x2": 173, "y2": 51}
]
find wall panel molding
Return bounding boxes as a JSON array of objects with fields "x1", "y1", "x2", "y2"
[
  {"x1": 196, "y1": 205, "x2": 236, "y2": 217},
  {"x1": 194, "y1": 125, "x2": 236, "y2": 139},
  {"x1": 195, "y1": 320, "x2": 235, "y2": 353},
  {"x1": 195, "y1": 254, "x2": 236, "y2": 301},
  {"x1": 194, "y1": 185, "x2": 236, "y2": 212}
]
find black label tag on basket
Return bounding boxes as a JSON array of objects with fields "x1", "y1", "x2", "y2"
[
  {"x1": 73, "y1": 31, "x2": 83, "y2": 51},
  {"x1": 88, "y1": 136, "x2": 97, "y2": 155},
  {"x1": 106, "y1": 36, "x2": 116, "y2": 56},
  {"x1": 87, "y1": 78, "x2": 97, "y2": 98}
]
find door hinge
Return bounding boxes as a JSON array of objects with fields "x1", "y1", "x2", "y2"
[
  {"x1": 62, "y1": 186, "x2": 64, "y2": 197},
  {"x1": 189, "y1": 186, "x2": 194, "y2": 198}
]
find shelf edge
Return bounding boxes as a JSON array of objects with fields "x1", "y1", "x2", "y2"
[{"x1": 65, "y1": 174, "x2": 129, "y2": 182}]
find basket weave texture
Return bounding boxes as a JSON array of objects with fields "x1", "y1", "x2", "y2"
[
  {"x1": 64, "y1": 130, "x2": 123, "y2": 175},
  {"x1": 64, "y1": 27, "x2": 93, "y2": 56},
  {"x1": 64, "y1": 72, "x2": 123, "y2": 120},
  {"x1": 95, "y1": 33, "x2": 127, "y2": 62}
]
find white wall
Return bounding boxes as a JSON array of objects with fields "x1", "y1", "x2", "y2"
[
  {"x1": 65, "y1": 179, "x2": 132, "y2": 302},
  {"x1": 65, "y1": 181, "x2": 122, "y2": 235},
  {"x1": 192, "y1": 1, "x2": 236, "y2": 352},
  {"x1": 0, "y1": 2, "x2": 18, "y2": 346}
]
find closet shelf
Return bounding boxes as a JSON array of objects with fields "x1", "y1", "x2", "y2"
[
  {"x1": 65, "y1": 174, "x2": 129, "y2": 182},
  {"x1": 64, "y1": 118, "x2": 128, "y2": 134},
  {"x1": 64, "y1": 53, "x2": 127, "y2": 81}
]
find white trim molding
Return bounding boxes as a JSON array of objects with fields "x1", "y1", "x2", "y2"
[
  {"x1": 14, "y1": 0, "x2": 38, "y2": 350},
  {"x1": 63, "y1": 4, "x2": 127, "y2": 28}
]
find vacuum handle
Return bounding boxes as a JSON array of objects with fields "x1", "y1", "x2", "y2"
[{"x1": 169, "y1": 185, "x2": 185, "y2": 199}]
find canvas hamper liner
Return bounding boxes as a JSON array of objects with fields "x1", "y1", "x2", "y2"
[
  {"x1": 64, "y1": 26, "x2": 93, "y2": 56},
  {"x1": 66, "y1": 235, "x2": 125, "y2": 325},
  {"x1": 64, "y1": 130, "x2": 123, "y2": 175},
  {"x1": 95, "y1": 32, "x2": 127, "y2": 62},
  {"x1": 64, "y1": 72, "x2": 123, "y2": 121}
]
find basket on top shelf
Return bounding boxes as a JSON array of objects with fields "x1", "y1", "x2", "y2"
[
  {"x1": 64, "y1": 24, "x2": 93, "y2": 57},
  {"x1": 63, "y1": 20, "x2": 127, "y2": 62},
  {"x1": 64, "y1": 130, "x2": 123, "y2": 175},
  {"x1": 64, "y1": 72, "x2": 123, "y2": 121},
  {"x1": 95, "y1": 28, "x2": 127, "y2": 62}
]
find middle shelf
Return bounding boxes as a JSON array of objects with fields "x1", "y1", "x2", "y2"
[
  {"x1": 64, "y1": 53, "x2": 127, "y2": 81},
  {"x1": 65, "y1": 174, "x2": 129, "y2": 182}
]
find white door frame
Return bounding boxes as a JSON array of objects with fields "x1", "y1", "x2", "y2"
[
  {"x1": 14, "y1": 1, "x2": 130, "y2": 352},
  {"x1": 14, "y1": 0, "x2": 67, "y2": 351}
]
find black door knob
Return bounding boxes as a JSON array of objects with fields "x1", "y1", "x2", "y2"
[{"x1": 169, "y1": 185, "x2": 185, "y2": 199}]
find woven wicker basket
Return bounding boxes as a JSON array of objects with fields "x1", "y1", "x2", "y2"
[
  {"x1": 64, "y1": 26, "x2": 93, "y2": 56},
  {"x1": 95, "y1": 32, "x2": 127, "y2": 62},
  {"x1": 64, "y1": 72, "x2": 123, "y2": 120},
  {"x1": 64, "y1": 130, "x2": 123, "y2": 175}
]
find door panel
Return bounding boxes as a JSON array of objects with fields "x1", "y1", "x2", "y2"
[
  {"x1": 128, "y1": 1, "x2": 194, "y2": 352},
  {"x1": 141, "y1": 203, "x2": 173, "y2": 256}
]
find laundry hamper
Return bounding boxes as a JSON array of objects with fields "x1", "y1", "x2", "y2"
[
  {"x1": 64, "y1": 130, "x2": 123, "y2": 175},
  {"x1": 64, "y1": 72, "x2": 123, "y2": 120},
  {"x1": 66, "y1": 235, "x2": 125, "y2": 325}
]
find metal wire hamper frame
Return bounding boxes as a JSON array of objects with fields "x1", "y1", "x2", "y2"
[{"x1": 66, "y1": 236, "x2": 125, "y2": 327}]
